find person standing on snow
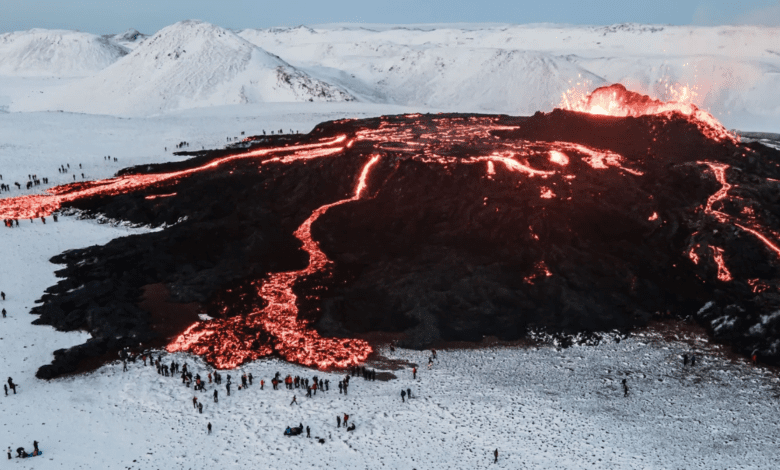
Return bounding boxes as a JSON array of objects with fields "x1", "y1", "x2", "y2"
[
  {"x1": 213, "y1": 389, "x2": 218, "y2": 403},
  {"x1": 401, "y1": 390, "x2": 406, "y2": 403},
  {"x1": 290, "y1": 395, "x2": 298, "y2": 406},
  {"x1": 494, "y1": 448, "x2": 498, "y2": 463},
  {"x1": 207, "y1": 422, "x2": 212, "y2": 434},
  {"x1": 337, "y1": 416, "x2": 341, "y2": 428},
  {"x1": 306, "y1": 426, "x2": 310, "y2": 438},
  {"x1": 412, "y1": 367, "x2": 417, "y2": 379},
  {"x1": 622, "y1": 379, "x2": 629, "y2": 397}
]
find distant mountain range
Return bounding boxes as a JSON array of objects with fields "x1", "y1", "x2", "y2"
[{"x1": 1, "y1": 20, "x2": 779, "y2": 129}]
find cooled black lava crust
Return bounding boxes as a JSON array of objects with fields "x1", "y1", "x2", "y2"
[{"x1": 31, "y1": 110, "x2": 780, "y2": 378}]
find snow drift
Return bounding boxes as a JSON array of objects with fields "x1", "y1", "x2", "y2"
[
  {"x1": 0, "y1": 29, "x2": 127, "y2": 77},
  {"x1": 28, "y1": 21, "x2": 353, "y2": 115}
]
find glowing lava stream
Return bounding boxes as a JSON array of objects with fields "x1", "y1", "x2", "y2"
[
  {"x1": 0, "y1": 135, "x2": 347, "y2": 220},
  {"x1": 168, "y1": 155, "x2": 381, "y2": 369}
]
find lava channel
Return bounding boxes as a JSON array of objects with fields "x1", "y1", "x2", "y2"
[{"x1": 167, "y1": 155, "x2": 382, "y2": 369}]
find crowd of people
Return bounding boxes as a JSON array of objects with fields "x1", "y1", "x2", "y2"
[{"x1": 123, "y1": 348, "x2": 391, "y2": 440}]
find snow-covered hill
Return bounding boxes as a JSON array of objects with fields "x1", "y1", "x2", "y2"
[
  {"x1": 18, "y1": 21, "x2": 353, "y2": 115},
  {"x1": 0, "y1": 29, "x2": 128, "y2": 77}
]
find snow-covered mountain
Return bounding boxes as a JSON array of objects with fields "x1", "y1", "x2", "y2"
[
  {"x1": 22, "y1": 21, "x2": 353, "y2": 115},
  {"x1": 1, "y1": 21, "x2": 780, "y2": 129},
  {"x1": 238, "y1": 23, "x2": 780, "y2": 129},
  {"x1": 0, "y1": 28, "x2": 128, "y2": 76}
]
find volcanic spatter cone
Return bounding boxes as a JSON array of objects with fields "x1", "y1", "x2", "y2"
[{"x1": 3, "y1": 86, "x2": 780, "y2": 379}]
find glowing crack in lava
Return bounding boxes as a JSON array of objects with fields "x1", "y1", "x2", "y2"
[
  {"x1": 167, "y1": 155, "x2": 381, "y2": 369},
  {"x1": 560, "y1": 83, "x2": 737, "y2": 144}
]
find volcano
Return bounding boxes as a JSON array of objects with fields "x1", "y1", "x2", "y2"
[{"x1": 3, "y1": 85, "x2": 779, "y2": 379}]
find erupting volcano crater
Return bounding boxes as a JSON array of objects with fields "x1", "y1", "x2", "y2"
[{"x1": 4, "y1": 85, "x2": 780, "y2": 378}]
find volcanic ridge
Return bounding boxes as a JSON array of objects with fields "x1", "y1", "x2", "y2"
[{"x1": 2, "y1": 85, "x2": 779, "y2": 379}]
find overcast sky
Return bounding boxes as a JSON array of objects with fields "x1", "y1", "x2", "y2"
[{"x1": 2, "y1": 0, "x2": 779, "y2": 35}]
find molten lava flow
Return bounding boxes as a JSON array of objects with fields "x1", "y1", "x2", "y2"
[
  {"x1": 0, "y1": 136, "x2": 347, "y2": 220},
  {"x1": 699, "y1": 162, "x2": 780, "y2": 260},
  {"x1": 710, "y1": 246, "x2": 733, "y2": 282},
  {"x1": 549, "y1": 150, "x2": 569, "y2": 166},
  {"x1": 168, "y1": 155, "x2": 381, "y2": 369},
  {"x1": 559, "y1": 83, "x2": 737, "y2": 144}
]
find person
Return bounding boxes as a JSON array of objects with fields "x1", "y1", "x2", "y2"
[
  {"x1": 193, "y1": 396, "x2": 198, "y2": 409},
  {"x1": 290, "y1": 395, "x2": 298, "y2": 406},
  {"x1": 260, "y1": 379, "x2": 264, "y2": 390},
  {"x1": 683, "y1": 354, "x2": 688, "y2": 366},
  {"x1": 401, "y1": 390, "x2": 406, "y2": 403},
  {"x1": 622, "y1": 379, "x2": 629, "y2": 397},
  {"x1": 33, "y1": 441, "x2": 38, "y2": 453},
  {"x1": 198, "y1": 402, "x2": 203, "y2": 414},
  {"x1": 214, "y1": 389, "x2": 218, "y2": 403},
  {"x1": 306, "y1": 426, "x2": 310, "y2": 438},
  {"x1": 413, "y1": 367, "x2": 417, "y2": 379},
  {"x1": 7, "y1": 447, "x2": 11, "y2": 460},
  {"x1": 691, "y1": 353, "x2": 696, "y2": 366},
  {"x1": 407, "y1": 388, "x2": 412, "y2": 399},
  {"x1": 339, "y1": 381, "x2": 343, "y2": 394},
  {"x1": 3, "y1": 385, "x2": 6, "y2": 395},
  {"x1": 428, "y1": 357, "x2": 433, "y2": 368},
  {"x1": 2, "y1": 308, "x2": 6, "y2": 318},
  {"x1": 347, "y1": 423, "x2": 355, "y2": 432},
  {"x1": 1, "y1": 291, "x2": 4, "y2": 300},
  {"x1": 337, "y1": 416, "x2": 341, "y2": 428},
  {"x1": 16, "y1": 447, "x2": 26, "y2": 458},
  {"x1": 494, "y1": 448, "x2": 498, "y2": 463},
  {"x1": 226, "y1": 383, "x2": 231, "y2": 396},
  {"x1": 432, "y1": 349, "x2": 437, "y2": 359},
  {"x1": 343, "y1": 413, "x2": 349, "y2": 427},
  {"x1": 207, "y1": 422, "x2": 212, "y2": 434},
  {"x1": 248, "y1": 373, "x2": 253, "y2": 385}
]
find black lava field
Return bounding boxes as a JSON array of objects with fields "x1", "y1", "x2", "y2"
[{"x1": 8, "y1": 88, "x2": 780, "y2": 379}]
